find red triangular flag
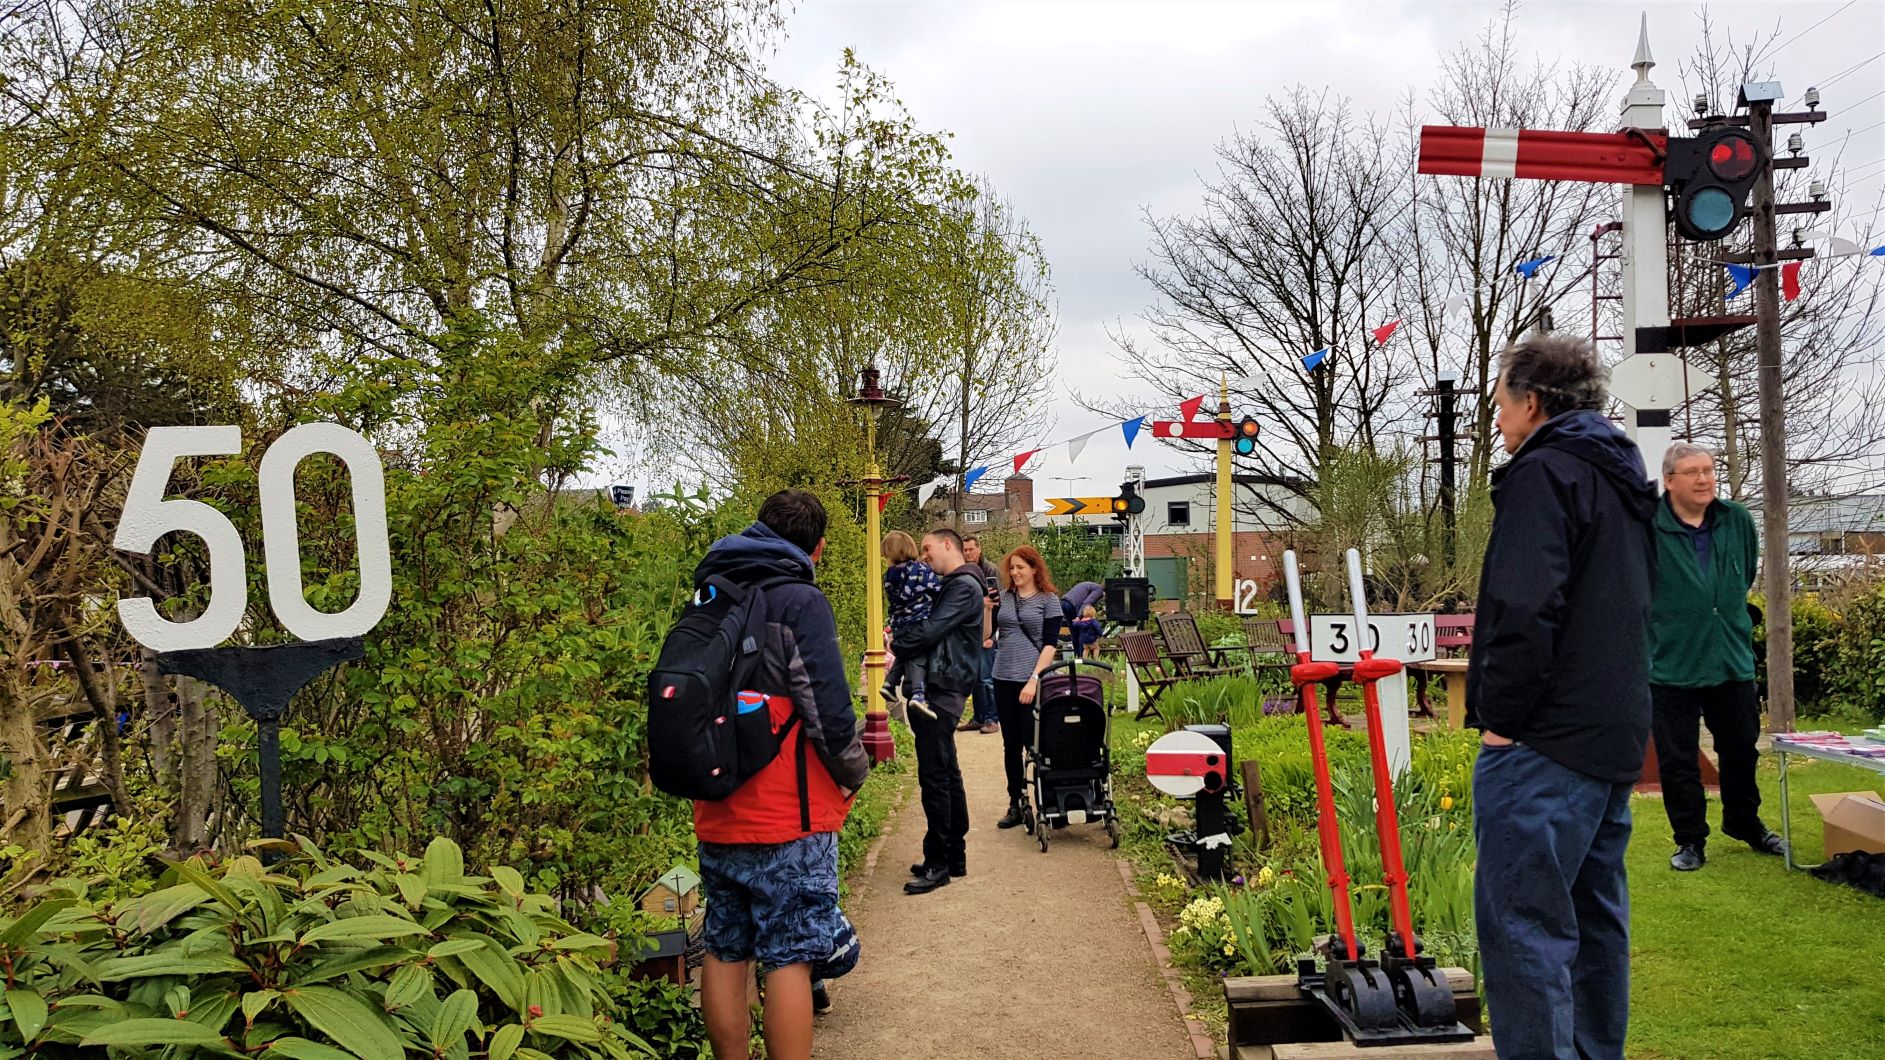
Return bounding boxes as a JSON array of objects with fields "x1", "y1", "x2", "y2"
[
  {"x1": 877, "y1": 492, "x2": 892, "y2": 513},
  {"x1": 1781, "y1": 261, "x2": 1803, "y2": 302},
  {"x1": 1372, "y1": 320, "x2": 1401, "y2": 346},
  {"x1": 1013, "y1": 449, "x2": 1041, "y2": 476},
  {"x1": 1179, "y1": 395, "x2": 1205, "y2": 421}
]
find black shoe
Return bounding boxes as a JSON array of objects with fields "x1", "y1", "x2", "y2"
[
  {"x1": 904, "y1": 867, "x2": 951, "y2": 895},
  {"x1": 909, "y1": 862, "x2": 967, "y2": 878},
  {"x1": 997, "y1": 802, "x2": 1026, "y2": 830},
  {"x1": 1671, "y1": 844, "x2": 1706, "y2": 872},
  {"x1": 812, "y1": 980, "x2": 831, "y2": 1015},
  {"x1": 1738, "y1": 829, "x2": 1787, "y2": 856}
]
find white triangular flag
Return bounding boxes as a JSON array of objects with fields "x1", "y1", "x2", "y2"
[
  {"x1": 1067, "y1": 431, "x2": 1097, "y2": 463},
  {"x1": 1443, "y1": 292, "x2": 1467, "y2": 320},
  {"x1": 1825, "y1": 236, "x2": 1862, "y2": 257},
  {"x1": 918, "y1": 477, "x2": 946, "y2": 508}
]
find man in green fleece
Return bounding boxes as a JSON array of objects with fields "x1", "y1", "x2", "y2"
[{"x1": 1650, "y1": 442, "x2": 1786, "y2": 872}]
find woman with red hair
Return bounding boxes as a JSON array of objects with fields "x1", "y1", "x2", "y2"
[{"x1": 986, "y1": 545, "x2": 1063, "y2": 830}]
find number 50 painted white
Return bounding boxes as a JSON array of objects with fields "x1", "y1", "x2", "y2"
[{"x1": 114, "y1": 423, "x2": 393, "y2": 651}]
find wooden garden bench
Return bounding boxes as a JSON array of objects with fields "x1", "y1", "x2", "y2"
[
  {"x1": 1119, "y1": 629, "x2": 1185, "y2": 720},
  {"x1": 1155, "y1": 612, "x2": 1245, "y2": 679},
  {"x1": 1276, "y1": 619, "x2": 1349, "y2": 729},
  {"x1": 1408, "y1": 614, "x2": 1475, "y2": 722}
]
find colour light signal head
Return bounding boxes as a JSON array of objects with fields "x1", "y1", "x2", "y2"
[
  {"x1": 1665, "y1": 127, "x2": 1760, "y2": 243},
  {"x1": 1233, "y1": 416, "x2": 1260, "y2": 456}
]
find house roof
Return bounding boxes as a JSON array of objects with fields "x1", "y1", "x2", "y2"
[
  {"x1": 640, "y1": 864, "x2": 701, "y2": 898},
  {"x1": 1144, "y1": 472, "x2": 1302, "y2": 490},
  {"x1": 1749, "y1": 494, "x2": 1885, "y2": 534}
]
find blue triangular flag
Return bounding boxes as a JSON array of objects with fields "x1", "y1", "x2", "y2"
[
  {"x1": 1871, "y1": 245, "x2": 1885, "y2": 256},
  {"x1": 1723, "y1": 263, "x2": 1757, "y2": 300},
  {"x1": 962, "y1": 467, "x2": 988, "y2": 492},
  {"x1": 1122, "y1": 416, "x2": 1145, "y2": 449},
  {"x1": 1514, "y1": 255, "x2": 1556, "y2": 280},
  {"x1": 1302, "y1": 347, "x2": 1330, "y2": 371}
]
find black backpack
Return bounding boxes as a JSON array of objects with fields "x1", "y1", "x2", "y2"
[{"x1": 647, "y1": 573, "x2": 809, "y2": 819}]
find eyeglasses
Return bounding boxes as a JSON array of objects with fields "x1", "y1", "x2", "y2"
[{"x1": 1669, "y1": 468, "x2": 1717, "y2": 481}]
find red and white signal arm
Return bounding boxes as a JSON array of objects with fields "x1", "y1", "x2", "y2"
[
  {"x1": 1145, "y1": 729, "x2": 1230, "y2": 798},
  {"x1": 1151, "y1": 420, "x2": 1233, "y2": 441},
  {"x1": 1418, "y1": 126, "x2": 1667, "y2": 185}
]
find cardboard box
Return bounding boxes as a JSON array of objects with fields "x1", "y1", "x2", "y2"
[{"x1": 1808, "y1": 791, "x2": 1885, "y2": 857}]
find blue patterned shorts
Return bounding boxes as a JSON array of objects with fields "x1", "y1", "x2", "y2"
[{"x1": 698, "y1": 833, "x2": 845, "y2": 971}]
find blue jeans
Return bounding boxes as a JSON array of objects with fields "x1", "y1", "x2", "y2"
[
  {"x1": 971, "y1": 645, "x2": 999, "y2": 724},
  {"x1": 1473, "y1": 741, "x2": 1633, "y2": 1060}
]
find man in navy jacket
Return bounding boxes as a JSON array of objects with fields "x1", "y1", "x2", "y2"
[{"x1": 1468, "y1": 334, "x2": 1657, "y2": 1060}]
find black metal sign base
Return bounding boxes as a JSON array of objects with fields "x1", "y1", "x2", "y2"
[
  {"x1": 157, "y1": 637, "x2": 363, "y2": 844},
  {"x1": 1297, "y1": 961, "x2": 1476, "y2": 1047}
]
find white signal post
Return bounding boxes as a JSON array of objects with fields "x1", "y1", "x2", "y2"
[{"x1": 1615, "y1": 16, "x2": 1678, "y2": 486}]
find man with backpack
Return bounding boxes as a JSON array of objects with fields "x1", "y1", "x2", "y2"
[
  {"x1": 649, "y1": 490, "x2": 869, "y2": 1060},
  {"x1": 891, "y1": 527, "x2": 987, "y2": 894}
]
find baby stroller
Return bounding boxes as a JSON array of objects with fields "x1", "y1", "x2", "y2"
[{"x1": 1023, "y1": 655, "x2": 1120, "y2": 852}]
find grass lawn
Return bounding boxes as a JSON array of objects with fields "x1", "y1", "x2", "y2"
[
  {"x1": 1626, "y1": 754, "x2": 1885, "y2": 1059},
  {"x1": 1101, "y1": 676, "x2": 1885, "y2": 1058}
]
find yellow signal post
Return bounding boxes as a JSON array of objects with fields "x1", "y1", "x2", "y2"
[{"x1": 1215, "y1": 376, "x2": 1233, "y2": 611}]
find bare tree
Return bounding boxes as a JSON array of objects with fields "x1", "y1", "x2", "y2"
[
  {"x1": 1107, "y1": 88, "x2": 1416, "y2": 511},
  {"x1": 1399, "y1": 0, "x2": 1617, "y2": 485},
  {"x1": 1669, "y1": 11, "x2": 1885, "y2": 501}
]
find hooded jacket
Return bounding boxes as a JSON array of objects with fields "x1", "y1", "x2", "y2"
[
  {"x1": 689, "y1": 522, "x2": 870, "y2": 844},
  {"x1": 1650, "y1": 495, "x2": 1759, "y2": 688},
  {"x1": 1467, "y1": 410, "x2": 1659, "y2": 783}
]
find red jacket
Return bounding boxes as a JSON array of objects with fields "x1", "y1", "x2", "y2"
[{"x1": 694, "y1": 694, "x2": 856, "y2": 844}]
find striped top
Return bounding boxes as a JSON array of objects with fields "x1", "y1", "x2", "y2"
[{"x1": 994, "y1": 590, "x2": 1063, "y2": 682}]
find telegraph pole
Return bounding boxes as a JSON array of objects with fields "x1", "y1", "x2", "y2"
[{"x1": 1748, "y1": 96, "x2": 1796, "y2": 734}]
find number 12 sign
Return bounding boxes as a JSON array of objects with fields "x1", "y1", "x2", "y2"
[{"x1": 114, "y1": 423, "x2": 393, "y2": 651}]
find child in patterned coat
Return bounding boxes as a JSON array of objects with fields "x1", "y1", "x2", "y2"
[{"x1": 881, "y1": 530, "x2": 941, "y2": 718}]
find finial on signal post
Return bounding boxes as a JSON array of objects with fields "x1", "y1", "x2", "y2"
[{"x1": 1632, "y1": 12, "x2": 1654, "y2": 80}]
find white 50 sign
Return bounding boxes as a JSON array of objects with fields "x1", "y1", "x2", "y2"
[
  {"x1": 1307, "y1": 613, "x2": 1436, "y2": 665},
  {"x1": 114, "y1": 423, "x2": 392, "y2": 651}
]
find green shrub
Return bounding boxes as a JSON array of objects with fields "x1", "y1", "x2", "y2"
[{"x1": 0, "y1": 837, "x2": 654, "y2": 1058}]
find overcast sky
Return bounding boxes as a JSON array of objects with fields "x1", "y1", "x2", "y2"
[{"x1": 753, "y1": 0, "x2": 1885, "y2": 497}]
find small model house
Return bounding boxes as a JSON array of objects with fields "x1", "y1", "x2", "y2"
[
  {"x1": 637, "y1": 864, "x2": 701, "y2": 918},
  {"x1": 633, "y1": 864, "x2": 704, "y2": 985}
]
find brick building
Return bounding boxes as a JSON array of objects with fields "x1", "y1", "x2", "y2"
[{"x1": 927, "y1": 475, "x2": 1036, "y2": 533}]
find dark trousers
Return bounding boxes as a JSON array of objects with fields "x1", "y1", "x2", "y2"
[
  {"x1": 910, "y1": 688, "x2": 969, "y2": 870},
  {"x1": 1474, "y1": 741, "x2": 1633, "y2": 1060},
  {"x1": 993, "y1": 678, "x2": 1031, "y2": 804},
  {"x1": 1650, "y1": 681, "x2": 1764, "y2": 849},
  {"x1": 971, "y1": 646, "x2": 999, "y2": 724}
]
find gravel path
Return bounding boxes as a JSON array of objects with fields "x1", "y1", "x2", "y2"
[{"x1": 814, "y1": 723, "x2": 1197, "y2": 1060}]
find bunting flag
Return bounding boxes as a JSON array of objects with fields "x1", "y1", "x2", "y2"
[
  {"x1": 1442, "y1": 292, "x2": 1468, "y2": 320},
  {"x1": 878, "y1": 493, "x2": 892, "y2": 513},
  {"x1": 1371, "y1": 320, "x2": 1401, "y2": 346},
  {"x1": 1066, "y1": 431, "x2": 1096, "y2": 463},
  {"x1": 1824, "y1": 237, "x2": 1862, "y2": 257},
  {"x1": 962, "y1": 466, "x2": 989, "y2": 492},
  {"x1": 1514, "y1": 255, "x2": 1555, "y2": 280},
  {"x1": 1781, "y1": 261, "x2": 1803, "y2": 302},
  {"x1": 1872, "y1": 246, "x2": 1885, "y2": 257},
  {"x1": 1302, "y1": 347, "x2": 1330, "y2": 372},
  {"x1": 1012, "y1": 448, "x2": 1041, "y2": 476},
  {"x1": 1122, "y1": 416, "x2": 1145, "y2": 448},
  {"x1": 1724, "y1": 263, "x2": 1758, "y2": 300},
  {"x1": 1179, "y1": 394, "x2": 1206, "y2": 421},
  {"x1": 917, "y1": 478, "x2": 945, "y2": 508}
]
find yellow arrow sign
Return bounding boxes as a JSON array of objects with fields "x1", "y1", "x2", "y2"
[{"x1": 1045, "y1": 496, "x2": 1117, "y2": 517}]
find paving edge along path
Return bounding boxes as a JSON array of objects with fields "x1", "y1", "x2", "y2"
[
  {"x1": 812, "y1": 727, "x2": 1201, "y2": 1060},
  {"x1": 1121, "y1": 860, "x2": 1223, "y2": 1060}
]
